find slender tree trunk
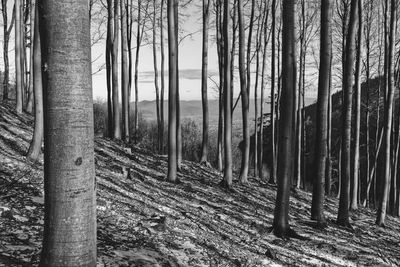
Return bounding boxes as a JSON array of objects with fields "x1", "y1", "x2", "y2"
[
  {"x1": 39, "y1": 0, "x2": 96, "y2": 264},
  {"x1": 337, "y1": 0, "x2": 358, "y2": 228},
  {"x1": 112, "y1": 0, "x2": 121, "y2": 140},
  {"x1": 121, "y1": 0, "x2": 129, "y2": 142},
  {"x1": 27, "y1": 2, "x2": 42, "y2": 161},
  {"x1": 1, "y1": 0, "x2": 15, "y2": 102},
  {"x1": 134, "y1": 0, "x2": 142, "y2": 143},
  {"x1": 269, "y1": 0, "x2": 277, "y2": 184},
  {"x1": 167, "y1": 0, "x2": 178, "y2": 182},
  {"x1": 311, "y1": 0, "x2": 332, "y2": 225},
  {"x1": 325, "y1": 46, "x2": 333, "y2": 195},
  {"x1": 174, "y1": 0, "x2": 182, "y2": 168},
  {"x1": 376, "y1": 0, "x2": 395, "y2": 227},
  {"x1": 272, "y1": 0, "x2": 296, "y2": 237},
  {"x1": 26, "y1": 0, "x2": 34, "y2": 114},
  {"x1": 160, "y1": 0, "x2": 165, "y2": 153},
  {"x1": 106, "y1": 0, "x2": 113, "y2": 138},
  {"x1": 220, "y1": 0, "x2": 232, "y2": 189},
  {"x1": 216, "y1": 0, "x2": 224, "y2": 172},
  {"x1": 350, "y1": 0, "x2": 363, "y2": 211},
  {"x1": 200, "y1": 0, "x2": 210, "y2": 164},
  {"x1": 153, "y1": 0, "x2": 161, "y2": 151},
  {"x1": 15, "y1": 0, "x2": 23, "y2": 113}
]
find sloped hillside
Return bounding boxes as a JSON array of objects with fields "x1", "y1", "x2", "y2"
[{"x1": 0, "y1": 103, "x2": 400, "y2": 266}]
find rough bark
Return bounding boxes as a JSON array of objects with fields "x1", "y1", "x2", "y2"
[{"x1": 39, "y1": 0, "x2": 96, "y2": 264}]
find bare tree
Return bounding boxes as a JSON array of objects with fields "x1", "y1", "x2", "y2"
[
  {"x1": 1, "y1": 0, "x2": 15, "y2": 102},
  {"x1": 112, "y1": 0, "x2": 121, "y2": 139},
  {"x1": 121, "y1": 0, "x2": 129, "y2": 142},
  {"x1": 15, "y1": 0, "x2": 23, "y2": 113},
  {"x1": 39, "y1": 1, "x2": 96, "y2": 264}
]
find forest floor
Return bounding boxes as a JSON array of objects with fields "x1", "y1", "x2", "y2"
[{"x1": 0, "y1": 103, "x2": 400, "y2": 267}]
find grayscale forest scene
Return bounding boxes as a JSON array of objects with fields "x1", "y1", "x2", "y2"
[{"x1": 1, "y1": 0, "x2": 400, "y2": 266}]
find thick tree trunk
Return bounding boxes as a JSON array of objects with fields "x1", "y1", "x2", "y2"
[
  {"x1": 376, "y1": 0, "x2": 396, "y2": 227},
  {"x1": 121, "y1": 0, "x2": 129, "y2": 142},
  {"x1": 200, "y1": 0, "x2": 210, "y2": 164},
  {"x1": 350, "y1": 0, "x2": 363, "y2": 211},
  {"x1": 220, "y1": 0, "x2": 232, "y2": 188},
  {"x1": 337, "y1": 0, "x2": 358, "y2": 228},
  {"x1": 272, "y1": 0, "x2": 296, "y2": 237},
  {"x1": 15, "y1": 0, "x2": 23, "y2": 113},
  {"x1": 106, "y1": 0, "x2": 113, "y2": 138},
  {"x1": 27, "y1": 3, "x2": 42, "y2": 162},
  {"x1": 39, "y1": 0, "x2": 96, "y2": 264},
  {"x1": 167, "y1": 0, "x2": 178, "y2": 182},
  {"x1": 311, "y1": 0, "x2": 332, "y2": 224},
  {"x1": 112, "y1": 0, "x2": 121, "y2": 140}
]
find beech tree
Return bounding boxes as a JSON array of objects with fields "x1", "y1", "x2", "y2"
[
  {"x1": 337, "y1": 0, "x2": 358, "y2": 228},
  {"x1": 272, "y1": 0, "x2": 297, "y2": 237},
  {"x1": 167, "y1": 0, "x2": 178, "y2": 182},
  {"x1": 15, "y1": 0, "x2": 23, "y2": 113},
  {"x1": 311, "y1": 0, "x2": 332, "y2": 225},
  {"x1": 376, "y1": 0, "x2": 395, "y2": 227},
  {"x1": 26, "y1": 2, "x2": 42, "y2": 161},
  {"x1": 39, "y1": 0, "x2": 96, "y2": 264},
  {"x1": 200, "y1": 0, "x2": 210, "y2": 165},
  {"x1": 112, "y1": 0, "x2": 121, "y2": 139},
  {"x1": 220, "y1": 0, "x2": 232, "y2": 189},
  {"x1": 105, "y1": 0, "x2": 113, "y2": 138},
  {"x1": 269, "y1": 0, "x2": 277, "y2": 184},
  {"x1": 1, "y1": 0, "x2": 15, "y2": 102},
  {"x1": 121, "y1": 0, "x2": 129, "y2": 142}
]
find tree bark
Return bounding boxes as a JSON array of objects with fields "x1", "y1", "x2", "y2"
[
  {"x1": 15, "y1": 0, "x2": 23, "y2": 113},
  {"x1": 26, "y1": 2, "x2": 42, "y2": 162},
  {"x1": 200, "y1": 0, "x2": 210, "y2": 164},
  {"x1": 376, "y1": 0, "x2": 395, "y2": 227},
  {"x1": 134, "y1": 0, "x2": 142, "y2": 143},
  {"x1": 39, "y1": 0, "x2": 96, "y2": 264},
  {"x1": 106, "y1": 0, "x2": 113, "y2": 138},
  {"x1": 1, "y1": 0, "x2": 15, "y2": 102},
  {"x1": 121, "y1": 0, "x2": 129, "y2": 143},
  {"x1": 174, "y1": 0, "x2": 182, "y2": 169},
  {"x1": 153, "y1": 0, "x2": 161, "y2": 152},
  {"x1": 220, "y1": 0, "x2": 232, "y2": 189},
  {"x1": 337, "y1": 0, "x2": 358, "y2": 228},
  {"x1": 167, "y1": 0, "x2": 178, "y2": 182},
  {"x1": 311, "y1": 0, "x2": 332, "y2": 224},
  {"x1": 350, "y1": 0, "x2": 363, "y2": 211},
  {"x1": 272, "y1": 0, "x2": 296, "y2": 237},
  {"x1": 269, "y1": 0, "x2": 277, "y2": 184},
  {"x1": 160, "y1": 0, "x2": 165, "y2": 153},
  {"x1": 112, "y1": 0, "x2": 121, "y2": 140}
]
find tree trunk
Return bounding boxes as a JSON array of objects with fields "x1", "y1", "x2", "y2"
[
  {"x1": 106, "y1": 0, "x2": 113, "y2": 138},
  {"x1": 272, "y1": 0, "x2": 296, "y2": 237},
  {"x1": 1, "y1": 0, "x2": 15, "y2": 102},
  {"x1": 174, "y1": 0, "x2": 182, "y2": 169},
  {"x1": 216, "y1": 0, "x2": 224, "y2": 172},
  {"x1": 337, "y1": 0, "x2": 358, "y2": 228},
  {"x1": 153, "y1": 0, "x2": 161, "y2": 152},
  {"x1": 39, "y1": 0, "x2": 96, "y2": 264},
  {"x1": 160, "y1": 0, "x2": 165, "y2": 153},
  {"x1": 121, "y1": 0, "x2": 129, "y2": 143},
  {"x1": 311, "y1": 0, "x2": 332, "y2": 224},
  {"x1": 26, "y1": 0, "x2": 34, "y2": 114},
  {"x1": 15, "y1": 0, "x2": 23, "y2": 113},
  {"x1": 220, "y1": 0, "x2": 232, "y2": 189},
  {"x1": 376, "y1": 0, "x2": 395, "y2": 227},
  {"x1": 27, "y1": 2, "x2": 42, "y2": 162},
  {"x1": 269, "y1": 0, "x2": 277, "y2": 184},
  {"x1": 200, "y1": 0, "x2": 210, "y2": 164},
  {"x1": 167, "y1": 0, "x2": 178, "y2": 182},
  {"x1": 112, "y1": 0, "x2": 121, "y2": 140},
  {"x1": 134, "y1": 0, "x2": 142, "y2": 143},
  {"x1": 350, "y1": 0, "x2": 363, "y2": 211}
]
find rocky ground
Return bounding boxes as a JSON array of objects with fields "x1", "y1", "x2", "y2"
[{"x1": 1, "y1": 103, "x2": 400, "y2": 266}]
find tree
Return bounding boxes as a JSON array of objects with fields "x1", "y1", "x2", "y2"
[
  {"x1": 272, "y1": 0, "x2": 297, "y2": 237},
  {"x1": 1, "y1": 0, "x2": 15, "y2": 102},
  {"x1": 350, "y1": 0, "x2": 363, "y2": 211},
  {"x1": 167, "y1": 0, "x2": 178, "y2": 183},
  {"x1": 237, "y1": 0, "x2": 249, "y2": 184},
  {"x1": 376, "y1": 0, "x2": 395, "y2": 227},
  {"x1": 153, "y1": 0, "x2": 162, "y2": 152},
  {"x1": 337, "y1": 0, "x2": 358, "y2": 228},
  {"x1": 105, "y1": 0, "x2": 113, "y2": 138},
  {"x1": 112, "y1": 0, "x2": 121, "y2": 139},
  {"x1": 220, "y1": 0, "x2": 232, "y2": 189},
  {"x1": 269, "y1": 0, "x2": 277, "y2": 184},
  {"x1": 15, "y1": 0, "x2": 23, "y2": 113},
  {"x1": 39, "y1": 0, "x2": 96, "y2": 264},
  {"x1": 200, "y1": 0, "x2": 210, "y2": 165},
  {"x1": 311, "y1": 0, "x2": 332, "y2": 225},
  {"x1": 160, "y1": 0, "x2": 166, "y2": 153},
  {"x1": 121, "y1": 0, "x2": 129, "y2": 142},
  {"x1": 26, "y1": 2, "x2": 42, "y2": 162}
]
